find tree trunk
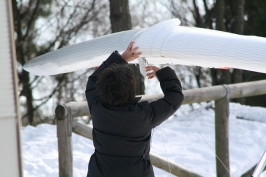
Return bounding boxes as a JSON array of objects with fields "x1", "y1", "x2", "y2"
[
  {"x1": 232, "y1": 0, "x2": 245, "y2": 103},
  {"x1": 215, "y1": 0, "x2": 226, "y2": 31},
  {"x1": 18, "y1": 68, "x2": 35, "y2": 125},
  {"x1": 109, "y1": 0, "x2": 132, "y2": 33},
  {"x1": 233, "y1": 0, "x2": 245, "y2": 35},
  {"x1": 12, "y1": 0, "x2": 35, "y2": 125},
  {"x1": 212, "y1": 0, "x2": 231, "y2": 85},
  {"x1": 109, "y1": 0, "x2": 144, "y2": 95}
]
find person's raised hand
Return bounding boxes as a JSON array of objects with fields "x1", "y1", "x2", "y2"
[
  {"x1": 145, "y1": 66, "x2": 160, "y2": 79},
  {"x1": 121, "y1": 41, "x2": 142, "y2": 62}
]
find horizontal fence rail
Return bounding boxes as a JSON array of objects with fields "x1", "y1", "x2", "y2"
[{"x1": 55, "y1": 80, "x2": 266, "y2": 119}]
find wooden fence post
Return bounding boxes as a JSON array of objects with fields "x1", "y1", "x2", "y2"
[
  {"x1": 215, "y1": 85, "x2": 230, "y2": 177},
  {"x1": 56, "y1": 104, "x2": 73, "y2": 177}
]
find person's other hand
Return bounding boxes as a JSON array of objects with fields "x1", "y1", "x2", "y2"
[
  {"x1": 121, "y1": 41, "x2": 142, "y2": 62},
  {"x1": 145, "y1": 66, "x2": 160, "y2": 79}
]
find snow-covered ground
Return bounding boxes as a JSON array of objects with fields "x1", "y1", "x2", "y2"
[{"x1": 22, "y1": 102, "x2": 266, "y2": 177}]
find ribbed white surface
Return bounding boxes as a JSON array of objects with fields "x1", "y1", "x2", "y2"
[
  {"x1": 24, "y1": 18, "x2": 266, "y2": 75},
  {"x1": 134, "y1": 18, "x2": 181, "y2": 57},
  {"x1": 0, "y1": 1, "x2": 22, "y2": 177},
  {"x1": 0, "y1": 2, "x2": 15, "y2": 119},
  {"x1": 23, "y1": 29, "x2": 145, "y2": 75},
  {"x1": 160, "y1": 26, "x2": 266, "y2": 71}
]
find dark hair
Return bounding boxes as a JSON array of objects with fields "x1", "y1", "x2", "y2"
[{"x1": 96, "y1": 64, "x2": 136, "y2": 106}]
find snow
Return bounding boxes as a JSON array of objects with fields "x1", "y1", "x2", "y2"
[{"x1": 22, "y1": 102, "x2": 266, "y2": 177}]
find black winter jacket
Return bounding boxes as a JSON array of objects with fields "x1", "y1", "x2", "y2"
[{"x1": 85, "y1": 51, "x2": 184, "y2": 177}]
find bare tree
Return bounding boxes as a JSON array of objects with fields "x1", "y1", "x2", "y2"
[{"x1": 13, "y1": 0, "x2": 109, "y2": 125}]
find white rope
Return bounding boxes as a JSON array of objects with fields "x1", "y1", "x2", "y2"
[
  {"x1": 159, "y1": 127, "x2": 172, "y2": 174},
  {"x1": 166, "y1": 63, "x2": 231, "y2": 175},
  {"x1": 144, "y1": 61, "x2": 172, "y2": 174},
  {"x1": 179, "y1": 107, "x2": 231, "y2": 176}
]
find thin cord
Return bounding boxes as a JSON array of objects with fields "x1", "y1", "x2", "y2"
[
  {"x1": 160, "y1": 127, "x2": 172, "y2": 174},
  {"x1": 150, "y1": 129, "x2": 155, "y2": 150},
  {"x1": 167, "y1": 63, "x2": 231, "y2": 175},
  {"x1": 147, "y1": 71, "x2": 172, "y2": 174},
  {"x1": 179, "y1": 107, "x2": 231, "y2": 176},
  {"x1": 146, "y1": 65, "x2": 156, "y2": 151}
]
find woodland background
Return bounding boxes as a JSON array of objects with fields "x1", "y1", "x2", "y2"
[{"x1": 13, "y1": 0, "x2": 266, "y2": 126}]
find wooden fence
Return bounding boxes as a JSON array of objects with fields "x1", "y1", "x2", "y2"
[{"x1": 55, "y1": 79, "x2": 266, "y2": 177}]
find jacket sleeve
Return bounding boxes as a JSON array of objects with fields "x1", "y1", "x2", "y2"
[
  {"x1": 148, "y1": 67, "x2": 184, "y2": 128},
  {"x1": 85, "y1": 51, "x2": 127, "y2": 112}
]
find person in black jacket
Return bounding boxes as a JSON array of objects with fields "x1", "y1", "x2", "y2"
[{"x1": 85, "y1": 41, "x2": 184, "y2": 177}]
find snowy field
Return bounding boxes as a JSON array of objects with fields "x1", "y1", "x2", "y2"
[{"x1": 22, "y1": 102, "x2": 266, "y2": 177}]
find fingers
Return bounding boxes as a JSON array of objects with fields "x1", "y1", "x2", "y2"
[
  {"x1": 145, "y1": 66, "x2": 158, "y2": 72},
  {"x1": 148, "y1": 76, "x2": 155, "y2": 79},
  {"x1": 145, "y1": 66, "x2": 153, "y2": 71},
  {"x1": 145, "y1": 66, "x2": 160, "y2": 79},
  {"x1": 128, "y1": 41, "x2": 139, "y2": 54},
  {"x1": 127, "y1": 41, "x2": 134, "y2": 51},
  {"x1": 146, "y1": 71, "x2": 155, "y2": 76},
  {"x1": 133, "y1": 51, "x2": 142, "y2": 58},
  {"x1": 131, "y1": 47, "x2": 139, "y2": 56},
  {"x1": 128, "y1": 41, "x2": 141, "y2": 56},
  {"x1": 145, "y1": 67, "x2": 155, "y2": 78},
  {"x1": 122, "y1": 41, "x2": 142, "y2": 62},
  {"x1": 130, "y1": 44, "x2": 139, "y2": 55},
  {"x1": 146, "y1": 74, "x2": 155, "y2": 79},
  {"x1": 145, "y1": 66, "x2": 154, "y2": 74},
  {"x1": 132, "y1": 46, "x2": 139, "y2": 53},
  {"x1": 146, "y1": 66, "x2": 160, "y2": 73}
]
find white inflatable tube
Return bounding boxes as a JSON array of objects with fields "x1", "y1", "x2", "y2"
[
  {"x1": 23, "y1": 18, "x2": 266, "y2": 76},
  {"x1": 23, "y1": 29, "x2": 145, "y2": 75}
]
